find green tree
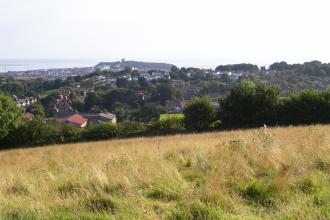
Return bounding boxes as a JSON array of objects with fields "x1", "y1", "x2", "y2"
[
  {"x1": 279, "y1": 90, "x2": 330, "y2": 125},
  {"x1": 183, "y1": 97, "x2": 216, "y2": 132},
  {"x1": 116, "y1": 78, "x2": 129, "y2": 88},
  {"x1": 84, "y1": 92, "x2": 101, "y2": 111},
  {"x1": 138, "y1": 77, "x2": 149, "y2": 88},
  {"x1": 154, "y1": 84, "x2": 175, "y2": 104},
  {"x1": 219, "y1": 80, "x2": 280, "y2": 128},
  {"x1": 0, "y1": 94, "x2": 22, "y2": 140},
  {"x1": 27, "y1": 102, "x2": 45, "y2": 118}
]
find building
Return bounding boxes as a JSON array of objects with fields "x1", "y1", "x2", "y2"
[
  {"x1": 57, "y1": 114, "x2": 88, "y2": 128},
  {"x1": 82, "y1": 113, "x2": 117, "y2": 124},
  {"x1": 15, "y1": 97, "x2": 37, "y2": 107}
]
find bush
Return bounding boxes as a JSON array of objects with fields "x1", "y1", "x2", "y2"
[
  {"x1": 82, "y1": 123, "x2": 119, "y2": 141},
  {"x1": 146, "y1": 118, "x2": 185, "y2": 135},
  {"x1": 0, "y1": 94, "x2": 22, "y2": 140},
  {"x1": 118, "y1": 121, "x2": 146, "y2": 137},
  {"x1": 62, "y1": 125, "x2": 81, "y2": 143},
  {"x1": 219, "y1": 80, "x2": 280, "y2": 128},
  {"x1": 4, "y1": 119, "x2": 64, "y2": 147},
  {"x1": 279, "y1": 90, "x2": 330, "y2": 125},
  {"x1": 183, "y1": 97, "x2": 216, "y2": 132}
]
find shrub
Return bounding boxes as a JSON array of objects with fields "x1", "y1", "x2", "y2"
[
  {"x1": 146, "y1": 118, "x2": 185, "y2": 135},
  {"x1": 219, "y1": 80, "x2": 280, "y2": 128},
  {"x1": 183, "y1": 97, "x2": 216, "y2": 132},
  {"x1": 118, "y1": 121, "x2": 146, "y2": 137},
  {"x1": 82, "y1": 123, "x2": 119, "y2": 141},
  {"x1": 279, "y1": 90, "x2": 330, "y2": 125},
  {"x1": 0, "y1": 94, "x2": 22, "y2": 140},
  {"x1": 62, "y1": 125, "x2": 81, "y2": 142},
  {"x1": 5, "y1": 119, "x2": 63, "y2": 147}
]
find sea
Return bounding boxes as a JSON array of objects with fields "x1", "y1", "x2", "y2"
[{"x1": 0, "y1": 59, "x2": 99, "y2": 73}]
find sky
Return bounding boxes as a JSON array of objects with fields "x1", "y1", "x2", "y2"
[{"x1": 1, "y1": 0, "x2": 330, "y2": 68}]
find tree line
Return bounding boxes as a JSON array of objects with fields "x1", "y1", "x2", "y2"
[{"x1": 2, "y1": 79, "x2": 330, "y2": 149}]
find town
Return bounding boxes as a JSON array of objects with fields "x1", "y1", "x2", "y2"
[
  {"x1": 5, "y1": 59, "x2": 261, "y2": 130},
  {"x1": 3, "y1": 60, "x2": 330, "y2": 132}
]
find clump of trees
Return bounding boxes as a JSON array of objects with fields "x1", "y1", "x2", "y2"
[
  {"x1": 219, "y1": 80, "x2": 280, "y2": 128},
  {"x1": 218, "y1": 80, "x2": 330, "y2": 129},
  {"x1": 215, "y1": 63, "x2": 259, "y2": 73},
  {"x1": 0, "y1": 94, "x2": 22, "y2": 140},
  {"x1": 2, "y1": 79, "x2": 330, "y2": 149},
  {"x1": 183, "y1": 97, "x2": 217, "y2": 132}
]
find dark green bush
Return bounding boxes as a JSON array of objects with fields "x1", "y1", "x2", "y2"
[
  {"x1": 82, "y1": 123, "x2": 119, "y2": 141},
  {"x1": 146, "y1": 118, "x2": 185, "y2": 135},
  {"x1": 183, "y1": 97, "x2": 216, "y2": 132},
  {"x1": 118, "y1": 121, "x2": 146, "y2": 137}
]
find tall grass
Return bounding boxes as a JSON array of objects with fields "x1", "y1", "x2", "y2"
[{"x1": 1, "y1": 125, "x2": 330, "y2": 219}]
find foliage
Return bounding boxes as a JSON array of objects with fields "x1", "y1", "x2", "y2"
[
  {"x1": 26, "y1": 102, "x2": 45, "y2": 118},
  {"x1": 216, "y1": 63, "x2": 259, "y2": 73},
  {"x1": 147, "y1": 118, "x2": 186, "y2": 135},
  {"x1": 131, "y1": 106, "x2": 167, "y2": 123},
  {"x1": 82, "y1": 123, "x2": 119, "y2": 141},
  {"x1": 183, "y1": 97, "x2": 216, "y2": 132},
  {"x1": 279, "y1": 90, "x2": 330, "y2": 125},
  {"x1": 219, "y1": 80, "x2": 280, "y2": 128},
  {"x1": 118, "y1": 121, "x2": 146, "y2": 137},
  {"x1": 0, "y1": 94, "x2": 22, "y2": 140}
]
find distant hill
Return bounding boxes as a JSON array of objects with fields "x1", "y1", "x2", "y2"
[{"x1": 96, "y1": 60, "x2": 174, "y2": 72}]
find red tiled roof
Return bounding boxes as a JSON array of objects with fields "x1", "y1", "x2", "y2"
[{"x1": 59, "y1": 114, "x2": 88, "y2": 126}]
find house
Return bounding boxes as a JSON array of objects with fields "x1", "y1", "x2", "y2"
[
  {"x1": 82, "y1": 113, "x2": 117, "y2": 124},
  {"x1": 22, "y1": 112, "x2": 34, "y2": 122},
  {"x1": 15, "y1": 97, "x2": 37, "y2": 107},
  {"x1": 53, "y1": 95, "x2": 74, "y2": 113},
  {"x1": 57, "y1": 114, "x2": 88, "y2": 128}
]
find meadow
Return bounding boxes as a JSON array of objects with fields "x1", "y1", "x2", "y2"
[{"x1": 1, "y1": 125, "x2": 330, "y2": 219}]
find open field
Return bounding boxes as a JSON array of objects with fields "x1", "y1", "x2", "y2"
[
  {"x1": 159, "y1": 114, "x2": 185, "y2": 121},
  {"x1": 1, "y1": 125, "x2": 330, "y2": 219}
]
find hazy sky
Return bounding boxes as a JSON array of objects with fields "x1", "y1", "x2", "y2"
[{"x1": 1, "y1": 0, "x2": 330, "y2": 67}]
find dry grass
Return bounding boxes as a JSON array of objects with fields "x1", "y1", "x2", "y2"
[{"x1": 1, "y1": 125, "x2": 330, "y2": 219}]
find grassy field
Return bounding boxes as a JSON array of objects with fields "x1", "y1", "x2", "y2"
[
  {"x1": 1, "y1": 125, "x2": 330, "y2": 219},
  {"x1": 159, "y1": 114, "x2": 184, "y2": 121}
]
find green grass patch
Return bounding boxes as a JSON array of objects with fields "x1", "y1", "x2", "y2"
[
  {"x1": 240, "y1": 179, "x2": 279, "y2": 207},
  {"x1": 57, "y1": 181, "x2": 81, "y2": 198},
  {"x1": 145, "y1": 184, "x2": 181, "y2": 201},
  {"x1": 168, "y1": 201, "x2": 225, "y2": 220},
  {"x1": 84, "y1": 195, "x2": 117, "y2": 214},
  {"x1": 160, "y1": 114, "x2": 184, "y2": 121}
]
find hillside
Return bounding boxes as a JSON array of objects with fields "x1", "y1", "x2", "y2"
[
  {"x1": 96, "y1": 60, "x2": 174, "y2": 72},
  {"x1": 1, "y1": 125, "x2": 330, "y2": 219}
]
